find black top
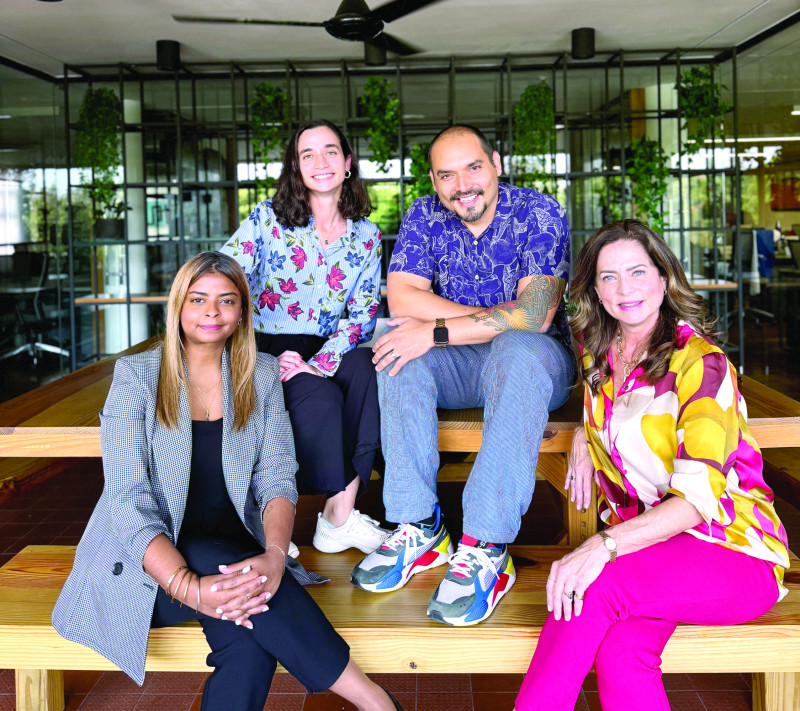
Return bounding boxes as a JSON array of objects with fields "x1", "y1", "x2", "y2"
[{"x1": 180, "y1": 419, "x2": 251, "y2": 543}]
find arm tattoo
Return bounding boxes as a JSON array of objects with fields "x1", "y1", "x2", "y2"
[{"x1": 467, "y1": 275, "x2": 564, "y2": 333}]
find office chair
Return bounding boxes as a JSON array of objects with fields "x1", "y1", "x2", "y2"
[{"x1": 0, "y1": 251, "x2": 70, "y2": 364}]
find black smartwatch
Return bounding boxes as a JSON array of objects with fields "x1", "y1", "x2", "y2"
[{"x1": 433, "y1": 318, "x2": 449, "y2": 347}]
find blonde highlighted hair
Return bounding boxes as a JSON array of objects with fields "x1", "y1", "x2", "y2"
[
  {"x1": 156, "y1": 252, "x2": 256, "y2": 430},
  {"x1": 570, "y1": 220, "x2": 717, "y2": 394}
]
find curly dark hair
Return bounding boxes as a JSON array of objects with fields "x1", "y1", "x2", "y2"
[
  {"x1": 569, "y1": 219, "x2": 717, "y2": 394},
  {"x1": 271, "y1": 119, "x2": 373, "y2": 227}
]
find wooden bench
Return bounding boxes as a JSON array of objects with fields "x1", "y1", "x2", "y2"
[
  {"x1": 2, "y1": 345, "x2": 800, "y2": 710},
  {"x1": 1, "y1": 544, "x2": 798, "y2": 711},
  {"x1": 4, "y1": 341, "x2": 798, "y2": 547}
]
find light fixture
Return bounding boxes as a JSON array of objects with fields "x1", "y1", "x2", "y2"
[
  {"x1": 364, "y1": 40, "x2": 386, "y2": 66},
  {"x1": 156, "y1": 40, "x2": 181, "y2": 72},
  {"x1": 571, "y1": 28, "x2": 595, "y2": 60},
  {"x1": 791, "y1": 105, "x2": 800, "y2": 116}
]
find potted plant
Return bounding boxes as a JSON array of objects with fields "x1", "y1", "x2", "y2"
[
  {"x1": 403, "y1": 142, "x2": 431, "y2": 205},
  {"x1": 358, "y1": 76, "x2": 400, "y2": 173},
  {"x1": 513, "y1": 81, "x2": 555, "y2": 192},
  {"x1": 627, "y1": 137, "x2": 671, "y2": 233},
  {"x1": 250, "y1": 81, "x2": 288, "y2": 200},
  {"x1": 677, "y1": 66, "x2": 732, "y2": 155},
  {"x1": 72, "y1": 87, "x2": 127, "y2": 239}
]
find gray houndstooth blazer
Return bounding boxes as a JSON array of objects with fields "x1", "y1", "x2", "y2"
[{"x1": 52, "y1": 345, "x2": 299, "y2": 685}]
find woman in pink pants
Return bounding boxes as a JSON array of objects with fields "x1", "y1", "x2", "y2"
[{"x1": 516, "y1": 220, "x2": 789, "y2": 711}]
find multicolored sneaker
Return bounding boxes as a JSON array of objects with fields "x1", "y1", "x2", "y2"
[
  {"x1": 350, "y1": 506, "x2": 453, "y2": 593},
  {"x1": 426, "y1": 536, "x2": 516, "y2": 626}
]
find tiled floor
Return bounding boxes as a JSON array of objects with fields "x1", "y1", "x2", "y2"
[{"x1": 0, "y1": 460, "x2": 797, "y2": 710}]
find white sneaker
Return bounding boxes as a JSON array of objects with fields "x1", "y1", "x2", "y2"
[
  {"x1": 313, "y1": 509, "x2": 392, "y2": 554},
  {"x1": 288, "y1": 541, "x2": 300, "y2": 559}
]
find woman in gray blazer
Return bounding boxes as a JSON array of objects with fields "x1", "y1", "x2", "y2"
[{"x1": 52, "y1": 252, "x2": 403, "y2": 711}]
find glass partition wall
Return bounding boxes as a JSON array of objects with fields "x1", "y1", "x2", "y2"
[{"x1": 62, "y1": 50, "x2": 747, "y2": 367}]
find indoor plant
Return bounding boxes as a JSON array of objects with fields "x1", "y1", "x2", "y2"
[
  {"x1": 72, "y1": 87, "x2": 127, "y2": 237},
  {"x1": 403, "y1": 142, "x2": 431, "y2": 205},
  {"x1": 677, "y1": 66, "x2": 732, "y2": 154},
  {"x1": 513, "y1": 82, "x2": 555, "y2": 192},
  {"x1": 250, "y1": 81, "x2": 288, "y2": 199},
  {"x1": 627, "y1": 137, "x2": 671, "y2": 233},
  {"x1": 358, "y1": 76, "x2": 400, "y2": 173}
]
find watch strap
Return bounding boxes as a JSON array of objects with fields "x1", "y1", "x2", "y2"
[{"x1": 600, "y1": 530, "x2": 617, "y2": 563}]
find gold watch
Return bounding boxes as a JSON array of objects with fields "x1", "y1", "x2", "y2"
[{"x1": 599, "y1": 530, "x2": 617, "y2": 562}]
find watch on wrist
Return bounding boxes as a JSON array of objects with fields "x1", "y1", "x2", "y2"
[
  {"x1": 599, "y1": 530, "x2": 617, "y2": 562},
  {"x1": 433, "y1": 318, "x2": 449, "y2": 347}
]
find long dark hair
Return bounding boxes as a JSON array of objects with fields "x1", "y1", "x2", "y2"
[
  {"x1": 272, "y1": 119, "x2": 373, "y2": 227},
  {"x1": 570, "y1": 220, "x2": 717, "y2": 393}
]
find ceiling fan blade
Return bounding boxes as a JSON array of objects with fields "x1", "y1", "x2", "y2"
[
  {"x1": 172, "y1": 15, "x2": 324, "y2": 28},
  {"x1": 379, "y1": 32, "x2": 422, "y2": 55},
  {"x1": 369, "y1": 0, "x2": 447, "y2": 24}
]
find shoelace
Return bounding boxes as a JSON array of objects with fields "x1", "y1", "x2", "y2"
[
  {"x1": 380, "y1": 522, "x2": 429, "y2": 554},
  {"x1": 448, "y1": 543, "x2": 501, "y2": 580},
  {"x1": 351, "y1": 509, "x2": 383, "y2": 530}
]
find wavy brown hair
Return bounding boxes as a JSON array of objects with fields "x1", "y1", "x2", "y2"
[
  {"x1": 272, "y1": 119, "x2": 373, "y2": 227},
  {"x1": 157, "y1": 252, "x2": 256, "y2": 430},
  {"x1": 570, "y1": 220, "x2": 717, "y2": 394}
]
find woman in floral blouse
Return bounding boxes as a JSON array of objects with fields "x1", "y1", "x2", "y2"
[
  {"x1": 221, "y1": 120, "x2": 389, "y2": 556},
  {"x1": 516, "y1": 220, "x2": 789, "y2": 711}
]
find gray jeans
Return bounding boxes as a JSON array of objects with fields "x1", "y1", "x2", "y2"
[{"x1": 378, "y1": 329, "x2": 576, "y2": 543}]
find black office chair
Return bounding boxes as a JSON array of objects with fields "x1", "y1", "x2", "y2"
[{"x1": 0, "y1": 251, "x2": 70, "y2": 364}]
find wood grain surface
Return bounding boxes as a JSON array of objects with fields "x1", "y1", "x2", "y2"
[{"x1": 1, "y1": 545, "x2": 798, "y2": 676}]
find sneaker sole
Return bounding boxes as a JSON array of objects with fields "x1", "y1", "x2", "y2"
[
  {"x1": 428, "y1": 563, "x2": 517, "y2": 626},
  {"x1": 312, "y1": 531, "x2": 389, "y2": 555},
  {"x1": 351, "y1": 535, "x2": 454, "y2": 593}
]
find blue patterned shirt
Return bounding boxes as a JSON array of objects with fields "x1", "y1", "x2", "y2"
[
  {"x1": 389, "y1": 183, "x2": 571, "y2": 350},
  {"x1": 220, "y1": 201, "x2": 382, "y2": 376}
]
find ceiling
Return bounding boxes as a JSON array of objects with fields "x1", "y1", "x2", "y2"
[{"x1": 2, "y1": 0, "x2": 799, "y2": 76}]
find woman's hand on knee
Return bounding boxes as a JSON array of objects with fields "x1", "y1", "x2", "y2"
[
  {"x1": 213, "y1": 551, "x2": 285, "y2": 627},
  {"x1": 546, "y1": 536, "x2": 608, "y2": 622},
  {"x1": 565, "y1": 426, "x2": 594, "y2": 512}
]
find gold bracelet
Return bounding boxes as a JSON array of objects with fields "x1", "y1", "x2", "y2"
[
  {"x1": 165, "y1": 565, "x2": 188, "y2": 596},
  {"x1": 265, "y1": 543, "x2": 286, "y2": 560},
  {"x1": 170, "y1": 568, "x2": 191, "y2": 603},
  {"x1": 180, "y1": 570, "x2": 193, "y2": 607}
]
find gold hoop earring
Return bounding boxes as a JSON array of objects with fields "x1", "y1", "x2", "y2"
[
  {"x1": 237, "y1": 318, "x2": 242, "y2": 326},
  {"x1": 344, "y1": 170, "x2": 351, "y2": 179}
]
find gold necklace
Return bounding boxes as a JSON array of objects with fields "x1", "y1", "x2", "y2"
[
  {"x1": 189, "y1": 376, "x2": 221, "y2": 421},
  {"x1": 616, "y1": 329, "x2": 648, "y2": 380}
]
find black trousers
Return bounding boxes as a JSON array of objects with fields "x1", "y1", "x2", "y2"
[
  {"x1": 256, "y1": 333, "x2": 380, "y2": 497},
  {"x1": 152, "y1": 534, "x2": 350, "y2": 711}
]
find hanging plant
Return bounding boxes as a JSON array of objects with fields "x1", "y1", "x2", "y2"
[
  {"x1": 250, "y1": 81, "x2": 288, "y2": 199},
  {"x1": 72, "y1": 87, "x2": 126, "y2": 222},
  {"x1": 513, "y1": 81, "x2": 555, "y2": 192},
  {"x1": 677, "y1": 66, "x2": 732, "y2": 154},
  {"x1": 404, "y1": 142, "x2": 431, "y2": 204},
  {"x1": 627, "y1": 137, "x2": 671, "y2": 233},
  {"x1": 358, "y1": 77, "x2": 400, "y2": 173}
]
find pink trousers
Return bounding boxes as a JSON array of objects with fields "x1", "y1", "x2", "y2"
[{"x1": 516, "y1": 533, "x2": 779, "y2": 711}]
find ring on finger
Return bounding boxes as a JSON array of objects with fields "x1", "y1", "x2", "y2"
[
  {"x1": 563, "y1": 590, "x2": 575, "y2": 600},
  {"x1": 570, "y1": 474, "x2": 576, "y2": 481},
  {"x1": 575, "y1": 593, "x2": 585, "y2": 600}
]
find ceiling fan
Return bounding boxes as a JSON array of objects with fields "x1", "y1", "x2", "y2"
[{"x1": 173, "y1": 0, "x2": 446, "y2": 65}]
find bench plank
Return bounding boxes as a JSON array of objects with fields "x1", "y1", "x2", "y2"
[{"x1": 1, "y1": 546, "x2": 798, "y2": 676}]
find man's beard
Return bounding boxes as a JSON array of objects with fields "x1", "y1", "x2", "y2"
[{"x1": 449, "y1": 189, "x2": 487, "y2": 222}]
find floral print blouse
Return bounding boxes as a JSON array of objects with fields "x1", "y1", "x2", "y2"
[
  {"x1": 583, "y1": 321, "x2": 789, "y2": 600},
  {"x1": 220, "y1": 201, "x2": 382, "y2": 376}
]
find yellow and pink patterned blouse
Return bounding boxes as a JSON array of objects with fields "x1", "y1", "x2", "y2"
[{"x1": 583, "y1": 321, "x2": 789, "y2": 600}]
